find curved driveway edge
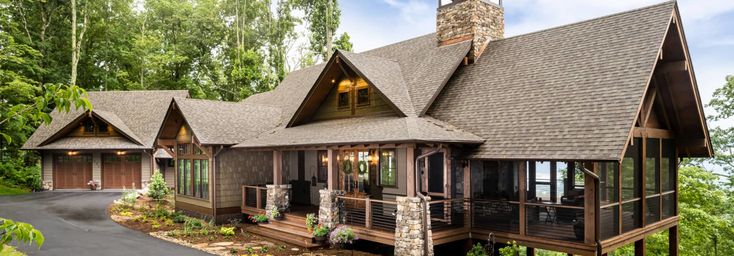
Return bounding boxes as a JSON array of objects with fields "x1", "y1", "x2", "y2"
[{"x1": 0, "y1": 192, "x2": 211, "y2": 256}]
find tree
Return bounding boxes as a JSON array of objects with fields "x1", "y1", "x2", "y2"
[
  {"x1": 705, "y1": 75, "x2": 734, "y2": 187},
  {"x1": 332, "y1": 32, "x2": 352, "y2": 52},
  {"x1": 147, "y1": 170, "x2": 170, "y2": 201},
  {"x1": 0, "y1": 218, "x2": 44, "y2": 249},
  {"x1": 297, "y1": 0, "x2": 341, "y2": 62},
  {"x1": 70, "y1": 0, "x2": 89, "y2": 86}
]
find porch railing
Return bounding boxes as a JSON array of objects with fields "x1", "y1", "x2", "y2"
[
  {"x1": 337, "y1": 196, "x2": 398, "y2": 232},
  {"x1": 428, "y1": 198, "x2": 468, "y2": 232},
  {"x1": 472, "y1": 199, "x2": 521, "y2": 234},
  {"x1": 242, "y1": 185, "x2": 267, "y2": 210}
]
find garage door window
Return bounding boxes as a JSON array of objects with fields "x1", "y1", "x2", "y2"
[{"x1": 176, "y1": 143, "x2": 209, "y2": 199}]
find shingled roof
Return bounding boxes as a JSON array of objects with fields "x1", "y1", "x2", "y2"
[
  {"x1": 234, "y1": 116, "x2": 483, "y2": 149},
  {"x1": 23, "y1": 90, "x2": 189, "y2": 150},
  {"x1": 428, "y1": 1, "x2": 678, "y2": 160},
  {"x1": 171, "y1": 98, "x2": 282, "y2": 145}
]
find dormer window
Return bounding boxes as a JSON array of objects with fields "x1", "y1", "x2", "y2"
[
  {"x1": 357, "y1": 87, "x2": 370, "y2": 106},
  {"x1": 83, "y1": 120, "x2": 95, "y2": 134},
  {"x1": 338, "y1": 91, "x2": 350, "y2": 108}
]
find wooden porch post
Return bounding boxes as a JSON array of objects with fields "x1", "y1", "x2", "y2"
[
  {"x1": 273, "y1": 150, "x2": 282, "y2": 185},
  {"x1": 406, "y1": 147, "x2": 416, "y2": 197},
  {"x1": 327, "y1": 149, "x2": 338, "y2": 190},
  {"x1": 526, "y1": 247, "x2": 535, "y2": 256},
  {"x1": 669, "y1": 225, "x2": 678, "y2": 256},
  {"x1": 584, "y1": 162, "x2": 598, "y2": 245},
  {"x1": 519, "y1": 161, "x2": 527, "y2": 236},
  {"x1": 635, "y1": 239, "x2": 646, "y2": 256}
]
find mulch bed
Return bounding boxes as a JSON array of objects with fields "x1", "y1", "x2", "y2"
[{"x1": 108, "y1": 195, "x2": 381, "y2": 256}]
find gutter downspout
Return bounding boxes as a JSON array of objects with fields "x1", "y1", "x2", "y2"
[
  {"x1": 579, "y1": 164, "x2": 602, "y2": 256},
  {"x1": 414, "y1": 147, "x2": 441, "y2": 256},
  {"x1": 211, "y1": 145, "x2": 225, "y2": 222}
]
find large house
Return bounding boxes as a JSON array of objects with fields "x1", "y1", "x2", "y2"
[{"x1": 25, "y1": 1, "x2": 710, "y2": 255}]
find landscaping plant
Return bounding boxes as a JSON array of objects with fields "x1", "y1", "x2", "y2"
[
  {"x1": 267, "y1": 208, "x2": 281, "y2": 220},
  {"x1": 499, "y1": 241, "x2": 522, "y2": 256},
  {"x1": 120, "y1": 189, "x2": 138, "y2": 208},
  {"x1": 305, "y1": 213, "x2": 318, "y2": 231},
  {"x1": 466, "y1": 243, "x2": 488, "y2": 256},
  {"x1": 219, "y1": 227, "x2": 235, "y2": 236},
  {"x1": 248, "y1": 214, "x2": 268, "y2": 223},
  {"x1": 312, "y1": 224, "x2": 330, "y2": 239},
  {"x1": 183, "y1": 217, "x2": 203, "y2": 233},
  {"x1": 147, "y1": 170, "x2": 170, "y2": 201},
  {"x1": 328, "y1": 225, "x2": 357, "y2": 247}
]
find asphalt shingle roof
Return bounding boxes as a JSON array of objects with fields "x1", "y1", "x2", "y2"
[
  {"x1": 173, "y1": 98, "x2": 282, "y2": 145},
  {"x1": 428, "y1": 1, "x2": 676, "y2": 160},
  {"x1": 23, "y1": 90, "x2": 189, "y2": 150},
  {"x1": 233, "y1": 116, "x2": 483, "y2": 149}
]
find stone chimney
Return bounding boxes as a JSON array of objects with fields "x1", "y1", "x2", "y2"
[{"x1": 437, "y1": 0, "x2": 504, "y2": 61}]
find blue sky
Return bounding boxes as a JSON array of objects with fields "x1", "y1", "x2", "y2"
[{"x1": 335, "y1": 0, "x2": 734, "y2": 127}]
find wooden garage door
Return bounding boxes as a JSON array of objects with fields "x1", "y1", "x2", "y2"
[
  {"x1": 54, "y1": 154, "x2": 93, "y2": 189},
  {"x1": 102, "y1": 154, "x2": 142, "y2": 189}
]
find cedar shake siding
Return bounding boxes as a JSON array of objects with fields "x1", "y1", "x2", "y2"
[{"x1": 216, "y1": 149, "x2": 273, "y2": 209}]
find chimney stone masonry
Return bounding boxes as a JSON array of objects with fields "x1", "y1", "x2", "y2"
[{"x1": 437, "y1": 0, "x2": 504, "y2": 61}]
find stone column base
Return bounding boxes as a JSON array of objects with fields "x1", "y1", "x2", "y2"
[
  {"x1": 318, "y1": 189, "x2": 344, "y2": 229},
  {"x1": 395, "y1": 196, "x2": 434, "y2": 256},
  {"x1": 265, "y1": 184, "x2": 291, "y2": 218}
]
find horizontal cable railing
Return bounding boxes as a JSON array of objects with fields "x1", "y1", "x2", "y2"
[
  {"x1": 429, "y1": 198, "x2": 468, "y2": 232},
  {"x1": 472, "y1": 199, "x2": 521, "y2": 234},
  {"x1": 337, "y1": 196, "x2": 398, "y2": 232},
  {"x1": 242, "y1": 185, "x2": 267, "y2": 210}
]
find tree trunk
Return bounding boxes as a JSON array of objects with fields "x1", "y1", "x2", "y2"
[{"x1": 71, "y1": 0, "x2": 77, "y2": 85}]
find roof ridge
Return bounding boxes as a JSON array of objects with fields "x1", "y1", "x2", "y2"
[
  {"x1": 495, "y1": 0, "x2": 675, "y2": 42},
  {"x1": 359, "y1": 33, "x2": 436, "y2": 54}
]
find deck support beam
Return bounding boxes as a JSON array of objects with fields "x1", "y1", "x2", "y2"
[
  {"x1": 669, "y1": 225, "x2": 678, "y2": 256},
  {"x1": 635, "y1": 239, "x2": 646, "y2": 256}
]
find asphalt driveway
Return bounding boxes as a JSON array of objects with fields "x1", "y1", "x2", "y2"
[{"x1": 0, "y1": 192, "x2": 211, "y2": 256}]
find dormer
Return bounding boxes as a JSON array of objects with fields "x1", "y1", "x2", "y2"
[{"x1": 288, "y1": 51, "x2": 415, "y2": 127}]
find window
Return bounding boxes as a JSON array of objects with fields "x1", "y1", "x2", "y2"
[
  {"x1": 176, "y1": 143, "x2": 209, "y2": 199},
  {"x1": 356, "y1": 88, "x2": 370, "y2": 106},
  {"x1": 83, "y1": 120, "x2": 95, "y2": 133},
  {"x1": 317, "y1": 151, "x2": 328, "y2": 183},
  {"x1": 379, "y1": 149, "x2": 397, "y2": 187},
  {"x1": 661, "y1": 139, "x2": 676, "y2": 218},
  {"x1": 97, "y1": 122, "x2": 109, "y2": 134},
  {"x1": 338, "y1": 92, "x2": 350, "y2": 108}
]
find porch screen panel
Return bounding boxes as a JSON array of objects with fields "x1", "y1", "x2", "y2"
[
  {"x1": 177, "y1": 159, "x2": 185, "y2": 194},
  {"x1": 427, "y1": 153, "x2": 444, "y2": 194},
  {"x1": 379, "y1": 149, "x2": 397, "y2": 187},
  {"x1": 661, "y1": 139, "x2": 676, "y2": 218},
  {"x1": 600, "y1": 162, "x2": 620, "y2": 240},
  {"x1": 645, "y1": 138, "x2": 661, "y2": 224},
  {"x1": 184, "y1": 159, "x2": 191, "y2": 196},
  {"x1": 621, "y1": 138, "x2": 642, "y2": 233}
]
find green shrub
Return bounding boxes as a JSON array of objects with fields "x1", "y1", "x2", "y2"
[
  {"x1": 248, "y1": 214, "x2": 268, "y2": 223},
  {"x1": 0, "y1": 158, "x2": 41, "y2": 191},
  {"x1": 120, "y1": 189, "x2": 138, "y2": 207},
  {"x1": 305, "y1": 213, "x2": 317, "y2": 231},
  {"x1": 466, "y1": 243, "x2": 488, "y2": 256},
  {"x1": 219, "y1": 227, "x2": 235, "y2": 236},
  {"x1": 171, "y1": 212, "x2": 186, "y2": 223},
  {"x1": 183, "y1": 217, "x2": 203, "y2": 232},
  {"x1": 499, "y1": 241, "x2": 522, "y2": 256},
  {"x1": 147, "y1": 170, "x2": 170, "y2": 200},
  {"x1": 312, "y1": 224, "x2": 329, "y2": 237}
]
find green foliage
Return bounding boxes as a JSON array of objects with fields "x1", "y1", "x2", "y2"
[
  {"x1": 296, "y1": 0, "x2": 342, "y2": 62},
  {"x1": 248, "y1": 214, "x2": 268, "y2": 223},
  {"x1": 147, "y1": 170, "x2": 170, "y2": 200},
  {"x1": 312, "y1": 224, "x2": 329, "y2": 237},
  {"x1": 171, "y1": 211, "x2": 187, "y2": 223},
  {"x1": 267, "y1": 208, "x2": 281, "y2": 219},
  {"x1": 498, "y1": 241, "x2": 523, "y2": 256},
  {"x1": 219, "y1": 226, "x2": 235, "y2": 236},
  {"x1": 333, "y1": 32, "x2": 353, "y2": 52},
  {"x1": 305, "y1": 213, "x2": 317, "y2": 231},
  {"x1": 120, "y1": 189, "x2": 138, "y2": 207},
  {"x1": 466, "y1": 243, "x2": 488, "y2": 256},
  {"x1": 0, "y1": 218, "x2": 44, "y2": 248},
  {"x1": 328, "y1": 225, "x2": 356, "y2": 245},
  {"x1": 183, "y1": 217, "x2": 203, "y2": 233}
]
